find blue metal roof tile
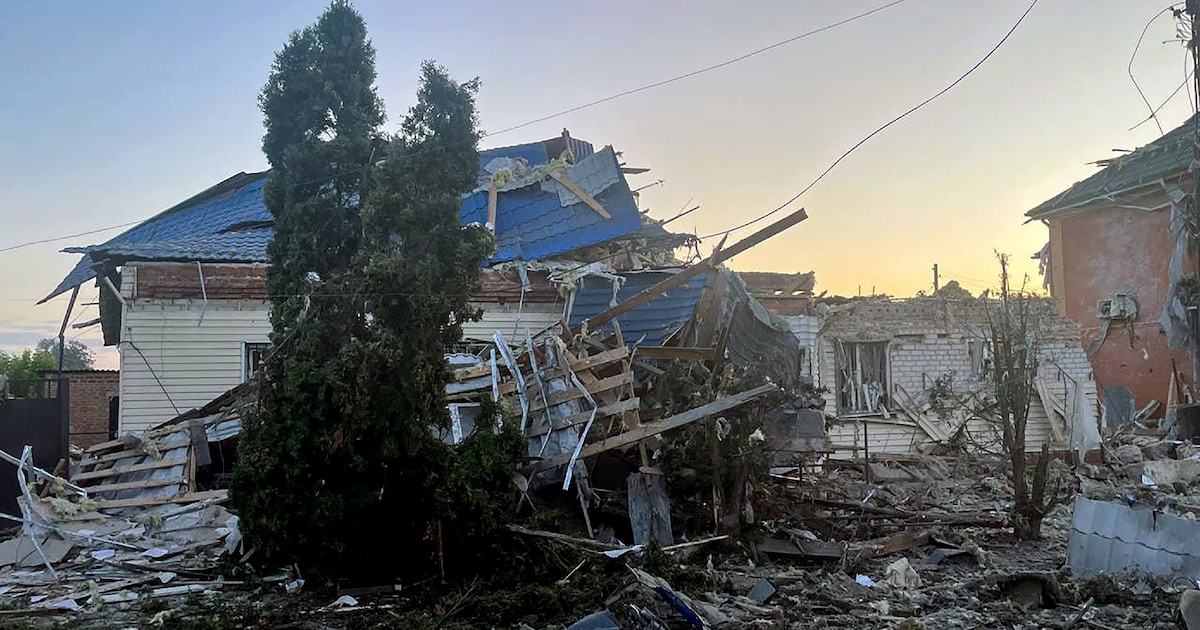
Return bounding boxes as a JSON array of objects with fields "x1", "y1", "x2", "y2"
[
  {"x1": 45, "y1": 137, "x2": 645, "y2": 302},
  {"x1": 567, "y1": 269, "x2": 710, "y2": 347}
]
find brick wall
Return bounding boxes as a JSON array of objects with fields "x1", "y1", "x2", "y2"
[
  {"x1": 1051, "y1": 202, "x2": 1194, "y2": 411},
  {"x1": 62, "y1": 371, "x2": 119, "y2": 448},
  {"x1": 134, "y1": 263, "x2": 268, "y2": 300}
]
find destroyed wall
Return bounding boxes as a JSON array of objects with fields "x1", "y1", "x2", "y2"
[
  {"x1": 1047, "y1": 200, "x2": 1193, "y2": 417},
  {"x1": 781, "y1": 314, "x2": 821, "y2": 384},
  {"x1": 816, "y1": 298, "x2": 1099, "y2": 456}
]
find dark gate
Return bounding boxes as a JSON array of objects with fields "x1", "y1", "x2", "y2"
[{"x1": 0, "y1": 379, "x2": 68, "y2": 516}]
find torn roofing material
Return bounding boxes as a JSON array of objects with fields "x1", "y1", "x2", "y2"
[
  {"x1": 569, "y1": 269, "x2": 711, "y2": 347},
  {"x1": 1027, "y1": 113, "x2": 1200, "y2": 220},
  {"x1": 43, "y1": 135, "x2": 647, "y2": 303},
  {"x1": 460, "y1": 146, "x2": 645, "y2": 263},
  {"x1": 567, "y1": 267, "x2": 801, "y2": 375}
]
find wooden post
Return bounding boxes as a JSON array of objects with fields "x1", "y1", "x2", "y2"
[
  {"x1": 56, "y1": 285, "x2": 80, "y2": 374},
  {"x1": 576, "y1": 208, "x2": 807, "y2": 335}
]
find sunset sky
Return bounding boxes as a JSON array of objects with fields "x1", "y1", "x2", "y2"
[{"x1": 0, "y1": 0, "x2": 1193, "y2": 369}]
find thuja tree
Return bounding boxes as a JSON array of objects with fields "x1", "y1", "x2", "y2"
[
  {"x1": 986, "y1": 255, "x2": 1058, "y2": 540},
  {"x1": 232, "y1": 1, "x2": 521, "y2": 578}
]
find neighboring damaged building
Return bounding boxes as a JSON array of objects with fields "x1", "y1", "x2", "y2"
[
  {"x1": 42, "y1": 132, "x2": 697, "y2": 432},
  {"x1": 1027, "y1": 114, "x2": 1198, "y2": 423},
  {"x1": 814, "y1": 298, "x2": 1101, "y2": 457}
]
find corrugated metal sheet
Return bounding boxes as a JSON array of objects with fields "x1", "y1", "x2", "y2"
[
  {"x1": 567, "y1": 269, "x2": 710, "y2": 347},
  {"x1": 1067, "y1": 497, "x2": 1200, "y2": 581},
  {"x1": 47, "y1": 138, "x2": 645, "y2": 302}
]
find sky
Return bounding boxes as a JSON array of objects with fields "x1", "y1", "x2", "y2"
[{"x1": 0, "y1": 0, "x2": 1194, "y2": 370}]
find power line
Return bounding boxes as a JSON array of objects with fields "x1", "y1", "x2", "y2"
[
  {"x1": 485, "y1": 0, "x2": 915, "y2": 138},
  {"x1": 697, "y1": 0, "x2": 1042, "y2": 241},
  {"x1": 1130, "y1": 67, "x2": 1194, "y2": 131},
  {"x1": 1128, "y1": 4, "x2": 1185, "y2": 137},
  {"x1": 2, "y1": 1, "x2": 913, "y2": 258},
  {"x1": 0, "y1": 221, "x2": 142, "y2": 254}
]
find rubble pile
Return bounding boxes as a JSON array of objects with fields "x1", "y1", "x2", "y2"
[{"x1": 0, "y1": 419, "x2": 242, "y2": 620}]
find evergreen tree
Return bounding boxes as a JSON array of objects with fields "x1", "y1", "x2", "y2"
[
  {"x1": 233, "y1": 3, "x2": 521, "y2": 578},
  {"x1": 232, "y1": 0, "x2": 385, "y2": 573}
]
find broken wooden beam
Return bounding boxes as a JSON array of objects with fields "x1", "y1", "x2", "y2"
[
  {"x1": 527, "y1": 384, "x2": 777, "y2": 474},
  {"x1": 576, "y1": 207, "x2": 808, "y2": 334},
  {"x1": 546, "y1": 170, "x2": 612, "y2": 219}
]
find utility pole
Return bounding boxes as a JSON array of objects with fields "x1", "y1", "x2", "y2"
[
  {"x1": 1190, "y1": 0, "x2": 1200, "y2": 383},
  {"x1": 932, "y1": 263, "x2": 940, "y2": 293}
]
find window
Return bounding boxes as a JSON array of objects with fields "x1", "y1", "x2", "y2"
[
  {"x1": 968, "y1": 338, "x2": 993, "y2": 378},
  {"x1": 834, "y1": 341, "x2": 889, "y2": 414},
  {"x1": 243, "y1": 342, "x2": 270, "y2": 381}
]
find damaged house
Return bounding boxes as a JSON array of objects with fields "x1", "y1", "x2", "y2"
[
  {"x1": 40, "y1": 131, "x2": 806, "y2": 459},
  {"x1": 812, "y1": 297, "x2": 1100, "y2": 457},
  {"x1": 1027, "y1": 114, "x2": 1199, "y2": 425},
  {"x1": 42, "y1": 132, "x2": 705, "y2": 432}
]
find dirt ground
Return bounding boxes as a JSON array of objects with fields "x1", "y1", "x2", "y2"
[{"x1": 1, "y1": 449, "x2": 1190, "y2": 629}]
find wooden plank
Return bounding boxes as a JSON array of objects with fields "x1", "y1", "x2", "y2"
[
  {"x1": 497, "y1": 347, "x2": 629, "y2": 396},
  {"x1": 73, "y1": 458, "x2": 191, "y2": 482},
  {"x1": 452, "y1": 364, "x2": 493, "y2": 382},
  {"x1": 635, "y1": 346, "x2": 715, "y2": 361},
  {"x1": 695, "y1": 271, "x2": 729, "y2": 347},
  {"x1": 93, "y1": 490, "x2": 227, "y2": 510},
  {"x1": 528, "y1": 371, "x2": 633, "y2": 413},
  {"x1": 546, "y1": 170, "x2": 611, "y2": 219},
  {"x1": 526, "y1": 399, "x2": 641, "y2": 437},
  {"x1": 87, "y1": 476, "x2": 189, "y2": 495},
  {"x1": 79, "y1": 441, "x2": 191, "y2": 467},
  {"x1": 487, "y1": 182, "x2": 499, "y2": 233},
  {"x1": 577, "y1": 207, "x2": 808, "y2": 333},
  {"x1": 528, "y1": 384, "x2": 776, "y2": 474}
]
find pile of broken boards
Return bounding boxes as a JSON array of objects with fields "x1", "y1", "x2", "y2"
[
  {"x1": 447, "y1": 324, "x2": 783, "y2": 545},
  {"x1": 0, "y1": 408, "x2": 244, "y2": 616}
]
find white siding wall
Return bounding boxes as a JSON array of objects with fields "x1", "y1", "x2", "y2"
[
  {"x1": 782, "y1": 315, "x2": 821, "y2": 384},
  {"x1": 116, "y1": 274, "x2": 566, "y2": 432},
  {"x1": 464, "y1": 303, "x2": 564, "y2": 344},
  {"x1": 119, "y1": 294, "x2": 270, "y2": 433}
]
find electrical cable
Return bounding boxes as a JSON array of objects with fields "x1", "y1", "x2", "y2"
[
  {"x1": 1, "y1": 0, "x2": 916, "y2": 253},
  {"x1": 1129, "y1": 4, "x2": 1186, "y2": 137},
  {"x1": 697, "y1": 0, "x2": 1042, "y2": 241}
]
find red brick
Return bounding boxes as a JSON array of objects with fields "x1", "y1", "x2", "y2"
[
  {"x1": 135, "y1": 263, "x2": 268, "y2": 300},
  {"x1": 54, "y1": 371, "x2": 119, "y2": 448}
]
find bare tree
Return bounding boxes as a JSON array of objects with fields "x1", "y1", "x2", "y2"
[{"x1": 987, "y1": 255, "x2": 1056, "y2": 540}]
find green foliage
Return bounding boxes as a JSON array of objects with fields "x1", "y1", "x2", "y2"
[
  {"x1": 233, "y1": 1, "x2": 519, "y2": 581},
  {"x1": 0, "y1": 338, "x2": 92, "y2": 397},
  {"x1": 35, "y1": 338, "x2": 94, "y2": 371},
  {"x1": 656, "y1": 363, "x2": 779, "y2": 538}
]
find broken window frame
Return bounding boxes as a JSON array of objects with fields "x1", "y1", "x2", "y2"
[
  {"x1": 834, "y1": 340, "x2": 889, "y2": 416},
  {"x1": 241, "y1": 342, "x2": 270, "y2": 382},
  {"x1": 967, "y1": 337, "x2": 994, "y2": 379}
]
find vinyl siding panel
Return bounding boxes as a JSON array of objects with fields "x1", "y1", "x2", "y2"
[
  {"x1": 119, "y1": 296, "x2": 270, "y2": 433},
  {"x1": 464, "y1": 303, "x2": 563, "y2": 344}
]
